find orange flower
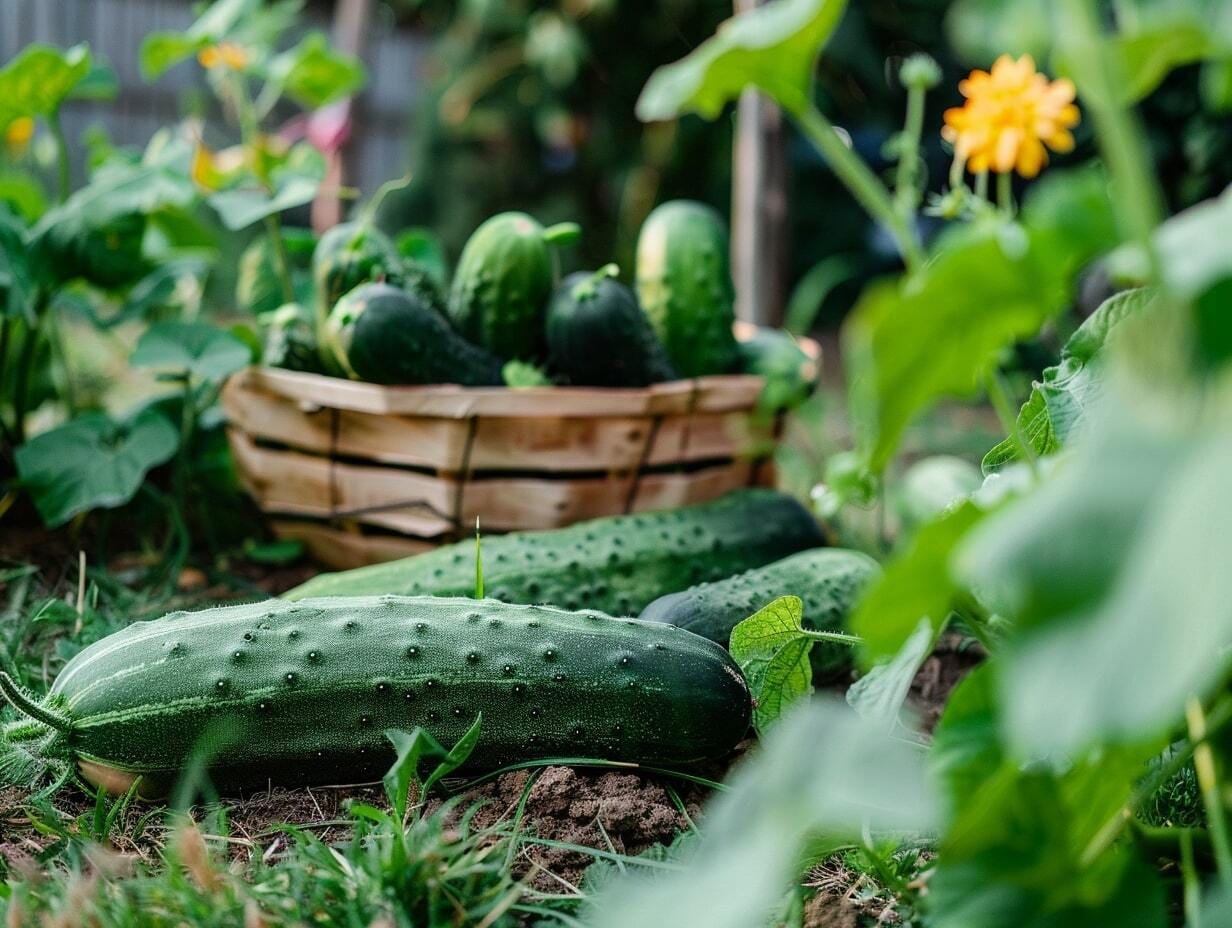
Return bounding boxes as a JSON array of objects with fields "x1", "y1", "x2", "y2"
[
  {"x1": 4, "y1": 116, "x2": 34, "y2": 156},
  {"x1": 942, "y1": 54, "x2": 1079, "y2": 179},
  {"x1": 197, "y1": 42, "x2": 250, "y2": 71}
]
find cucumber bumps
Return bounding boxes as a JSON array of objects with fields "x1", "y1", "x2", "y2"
[{"x1": 0, "y1": 596, "x2": 750, "y2": 795}]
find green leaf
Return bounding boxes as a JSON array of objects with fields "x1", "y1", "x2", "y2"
[
  {"x1": 131, "y1": 322, "x2": 252, "y2": 383},
  {"x1": 846, "y1": 617, "x2": 937, "y2": 731},
  {"x1": 945, "y1": 0, "x2": 1054, "y2": 65},
  {"x1": 730, "y1": 596, "x2": 813, "y2": 732},
  {"x1": 958, "y1": 384, "x2": 1232, "y2": 756},
  {"x1": 139, "y1": 0, "x2": 263, "y2": 78},
  {"x1": 927, "y1": 663, "x2": 1002, "y2": 819},
  {"x1": 208, "y1": 147, "x2": 324, "y2": 230},
  {"x1": 0, "y1": 44, "x2": 91, "y2": 125},
  {"x1": 396, "y1": 227, "x2": 449, "y2": 288},
  {"x1": 850, "y1": 501, "x2": 985, "y2": 664},
  {"x1": 267, "y1": 33, "x2": 366, "y2": 110},
  {"x1": 14, "y1": 410, "x2": 179, "y2": 527},
  {"x1": 983, "y1": 288, "x2": 1156, "y2": 472},
  {"x1": 893, "y1": 454, "x2": 982, "y2": 533},
  {"x1": 0, "y1": 208, "x2": 33, "y2": 319},
  {"x1": 636, "y1": 0, "x2": 847, "y2": 121},
  {"x1": 587, "y1": 699, "x2": 937, "y2": 928},
  {"x1": 844, "y1": 168, "x2": 1117, "y2": 473},
  {"x1": 139, "y1": 34, "x2": 202, "y2": 81},
  {"x1": 382, "y1": 715, "x2": 483, "y2": 822},
  {"x1": 241, "y1": 538, "x2": 304, "y2": 566}
]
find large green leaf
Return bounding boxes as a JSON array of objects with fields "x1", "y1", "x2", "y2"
[
  {"x1": 849, "y1": 501, "x2": 986, "y2": 663},
  {"x1": 958, "y1": 381, "x2": 1232, "y2": 757},
  {"x1": 846, "y1": 616, "x2": 937, "y2": 731},
  {"x1": 14, "y1": 411, "x2": 179, "y2": 527},
  {"x1": 844, "y1": 168, "x2": 1117, "y2": 473},
  {"x1": 945, "y1": 0, "x2": 1054, "y2": 65},
  {"x1": 139, "y1": 0, "x2": 263, "y2": 79},
  {"x1": 636, "y1": 0, "x2": 847, "y2": 121},
  {"x1": 0, "y1": 44, "x2": 91, "y2": 128},
  {"x1": 587, "y1": 699, "x2": 937, "y2": 928},
  {"x1": 132, "y1": 322, "x2": 253, "y2": 383},
  {"x1": 983, "y1": 288, "x2": 1156, "y2": 472},
  {"x1": 267, "y1": 33, "x2": 366, "y2": 110},
  {"x1": 207, "y1": 145, "x2": 324, "y2": 230},
  {"x1": 0, "y1": 207, "x2": 32, "y2": 319}
]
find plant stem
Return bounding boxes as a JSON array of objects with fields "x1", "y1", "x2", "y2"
[
  {"x1": 1188, "y1": 696, "x2": 1232, "y2": 887},
  {"x1": 263, "y1": 213, "x2": 296, "y2": 305},
  {"x1": 996, "y1": 171, "x2": 1014, "y2": 215},
  {"x1": 985, "y1": 369, "x2": 1039, "y2": 477},
  {"x1": 784, "y1": 95, "x2": 924, "y2": 272},
  {"x1": 894, "y1": 85, "x2": 927, "y2": 220},
  {"x1": 974, "y1": 170, "x2": 989, "y2": 202},
  {"x1": 48, "y1": 109, "x2": 71, "y2": 203},
  {"x1": 1054, "y1": 0, "x2": 1165, "y2": 289}
]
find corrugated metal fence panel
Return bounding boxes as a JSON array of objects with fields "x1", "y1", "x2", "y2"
[{"x1": 0, "y1": 0, "x2": 425, "y2": 195}]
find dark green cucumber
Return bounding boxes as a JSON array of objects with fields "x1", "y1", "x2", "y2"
[
  {"x1": 737, "y1": 327, "x2": 820, "y2": 412},
  {"x1": 448, "y1": 212, "x2": 580, "y2": 361},
  {"x1": 546, "y1": 265, "x2": 678, "y2": 387},
  {"x1": 639, "y1": 548, "x2": 880, "y2": 681},
  {"x1": 287, "y1": 489, "x2": 825, "y2": 616},
  {"x1": 326, "y1": 282, "x2": 504, "y2": 386},
  {"x1": 262, "y1": 302, "x2": 324, "y2": 374},
  {"x1": 0, "y1": 596, "x2": 750, "y2": 794},
  {"x1": 636, "y1": 200, "x2": 739, "y2": 377}
]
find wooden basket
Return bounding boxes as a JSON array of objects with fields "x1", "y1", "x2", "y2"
[{"x1": 222, "y1": 335, "x2": 816, "y2": 569}]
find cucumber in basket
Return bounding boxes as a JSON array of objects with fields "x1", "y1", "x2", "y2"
[
  {"x1": 286, "y1": 489, "x2": 826, "y2": 616},
  {"x1": 0, "y1": 596, "x2": 751, "y2": 796},
  {"x1": 640, "y1": 548, "x2": 880, "y2": 681}
]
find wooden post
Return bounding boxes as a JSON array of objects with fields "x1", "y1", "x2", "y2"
[
  {"x1": 313, "y1": 0, "x2": 374, "y2": 231},
  {"x1": 731, "y1": 0, "x2": 789, "y2": 327}
]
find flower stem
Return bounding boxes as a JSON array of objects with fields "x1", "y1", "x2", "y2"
[
  {"x1": 783, "y1": 95, "x2": 924, "y2": 272},
  {"x1": 894, "y1": 84, "x2": 927, "y2": 220},
  {"x1": 996, "y1": 171, "x2": 1014, "y2": 215}
]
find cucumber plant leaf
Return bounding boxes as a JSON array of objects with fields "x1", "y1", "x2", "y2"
[
  {"x1": 14, "y1": 410, "x2": 179, "y2": 528},
  {"x1": 131, "y1": 322, "x2": 253, "y2": 383},
  {"x1": 207, "y1": 145, "x2": 325, "y2": 231},
  {"x1": 846, "y1": 616, "x2": 937, "y2": 732},
  {"x1": 139, "y1": 0, "x2": 263, "y2": 79},
  {"x1": 844, "y1": 166, "x2": 1117, "y2": 474},
  {"x1": 266, "y1": 33, "x2": 366, "y2": 110},
  {"x1": 983, "y1": 288, "x2": 1155, "y2": 473},
  {"x1": 0, "y1": 44, "x2": 91, "y2": 129},
  {"x1": 729, "y1": 596, "x2": 813, "y2": 733},
  {"x1": 636, "y1": 0, "x2": 848, "y2": 121}
]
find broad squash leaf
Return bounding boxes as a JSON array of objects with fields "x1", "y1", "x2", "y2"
[
  {"x1": 0, "y1": 44, "x2": 91, "y2": 129},
  {"x1": 636, "y1": 0, "x2": 847, "y2": 121},
  {"x1": 132, "y1": 322, "x2": 253, "y2": 383},
  {"x1": 267, "y1": 33, "x2": 365, "y2": 110},
  {"x1": 15, "y1": 410, "x2": 179, "y2": 527}
]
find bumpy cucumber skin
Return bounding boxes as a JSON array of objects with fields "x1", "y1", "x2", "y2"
[
  {"x1": 639, "y1": 548, "x2": 880, "y2": 681},
  {"x1": 328, "y1": 283, "x2": 504, "y2": 386},
  {"x1": 546, "y1": 271, "x2": 678, "y2": 387},
  {"x1": 313, "y1": 222, "x2": 406, "y2": 313},
  {"x1": 448, "y1": 212, "x2": 555, "y2": 362},
  {"x1": 287, "y1": 489, "x2": 825, "y2": 616},
  {"x1": 47, "y1": 596, "x2": 751, "y2": 792},
  {"x1": 635, "y1": 201, "x2": 739, "y2": 378}
]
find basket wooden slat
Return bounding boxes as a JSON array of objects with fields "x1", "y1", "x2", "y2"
[{"x1": 223, "y1": 331, "x2": 814, "y2": 568}]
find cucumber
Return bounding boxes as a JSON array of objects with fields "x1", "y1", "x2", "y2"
[
  {"x1": 635, "y1": 201, "x2": 739, "y2": 377},
  {"x1": 448, "y1": 212, "x2": 580, "y2": 361},
  {"x1": 326, "y1": 282, "x2": 504, "y2": 386},
  {"x1": 546, "y1": 265, "x2": 678, "y2": 387},
  {"x1": 0, "y1": 596, "x2": 750, "y2": 795},
  {"x1": 738, "y1": 327, "x2": 820, "y2": 412},
  {"x1": 639, "y1": 548, "x2": 880, "y2": 681},
  {"x1": 894, "y1": 455, "x2": 982, "y2": 533},
  {"x1": 287, "y1": 489, "x2": 825, "y2": 616}
]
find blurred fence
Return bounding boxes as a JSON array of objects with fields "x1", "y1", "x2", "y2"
[{"x1": 0, "y1": 0, "x2": 427, "y2": 193}]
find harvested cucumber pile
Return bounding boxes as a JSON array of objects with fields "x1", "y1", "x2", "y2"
[
  {"x1": 251, "y1": 187, "x2": 818, "y2": 399},
  {"x1": 287, "y1": 488, "x2": 824, "y2": 613},
  {"x1": 0, "y1": 596, "x2": 750, "y2": 795}
]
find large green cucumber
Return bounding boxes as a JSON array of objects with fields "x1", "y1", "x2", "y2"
[
  {"x1": 326, "y1": 282, "x2": 504, "y2": 386},
  {"x1": 447, "y1": 212, "x2": 580, "y2": 361},
  {"x1": 639, "y1": 548, "x2": 880, "y2": 680},
  {"x1": 287, "y1": 489, "x2": 825, "y2": 616},
  {"x1": 0, "y1": 596, "x2": 750, "y2": 794},
  {"x1": 635, "y1": 200, "x2": 739, "y2": 377},
  {"x1": 546, "y1": 265, "x2": 678, "y2": 387}
]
